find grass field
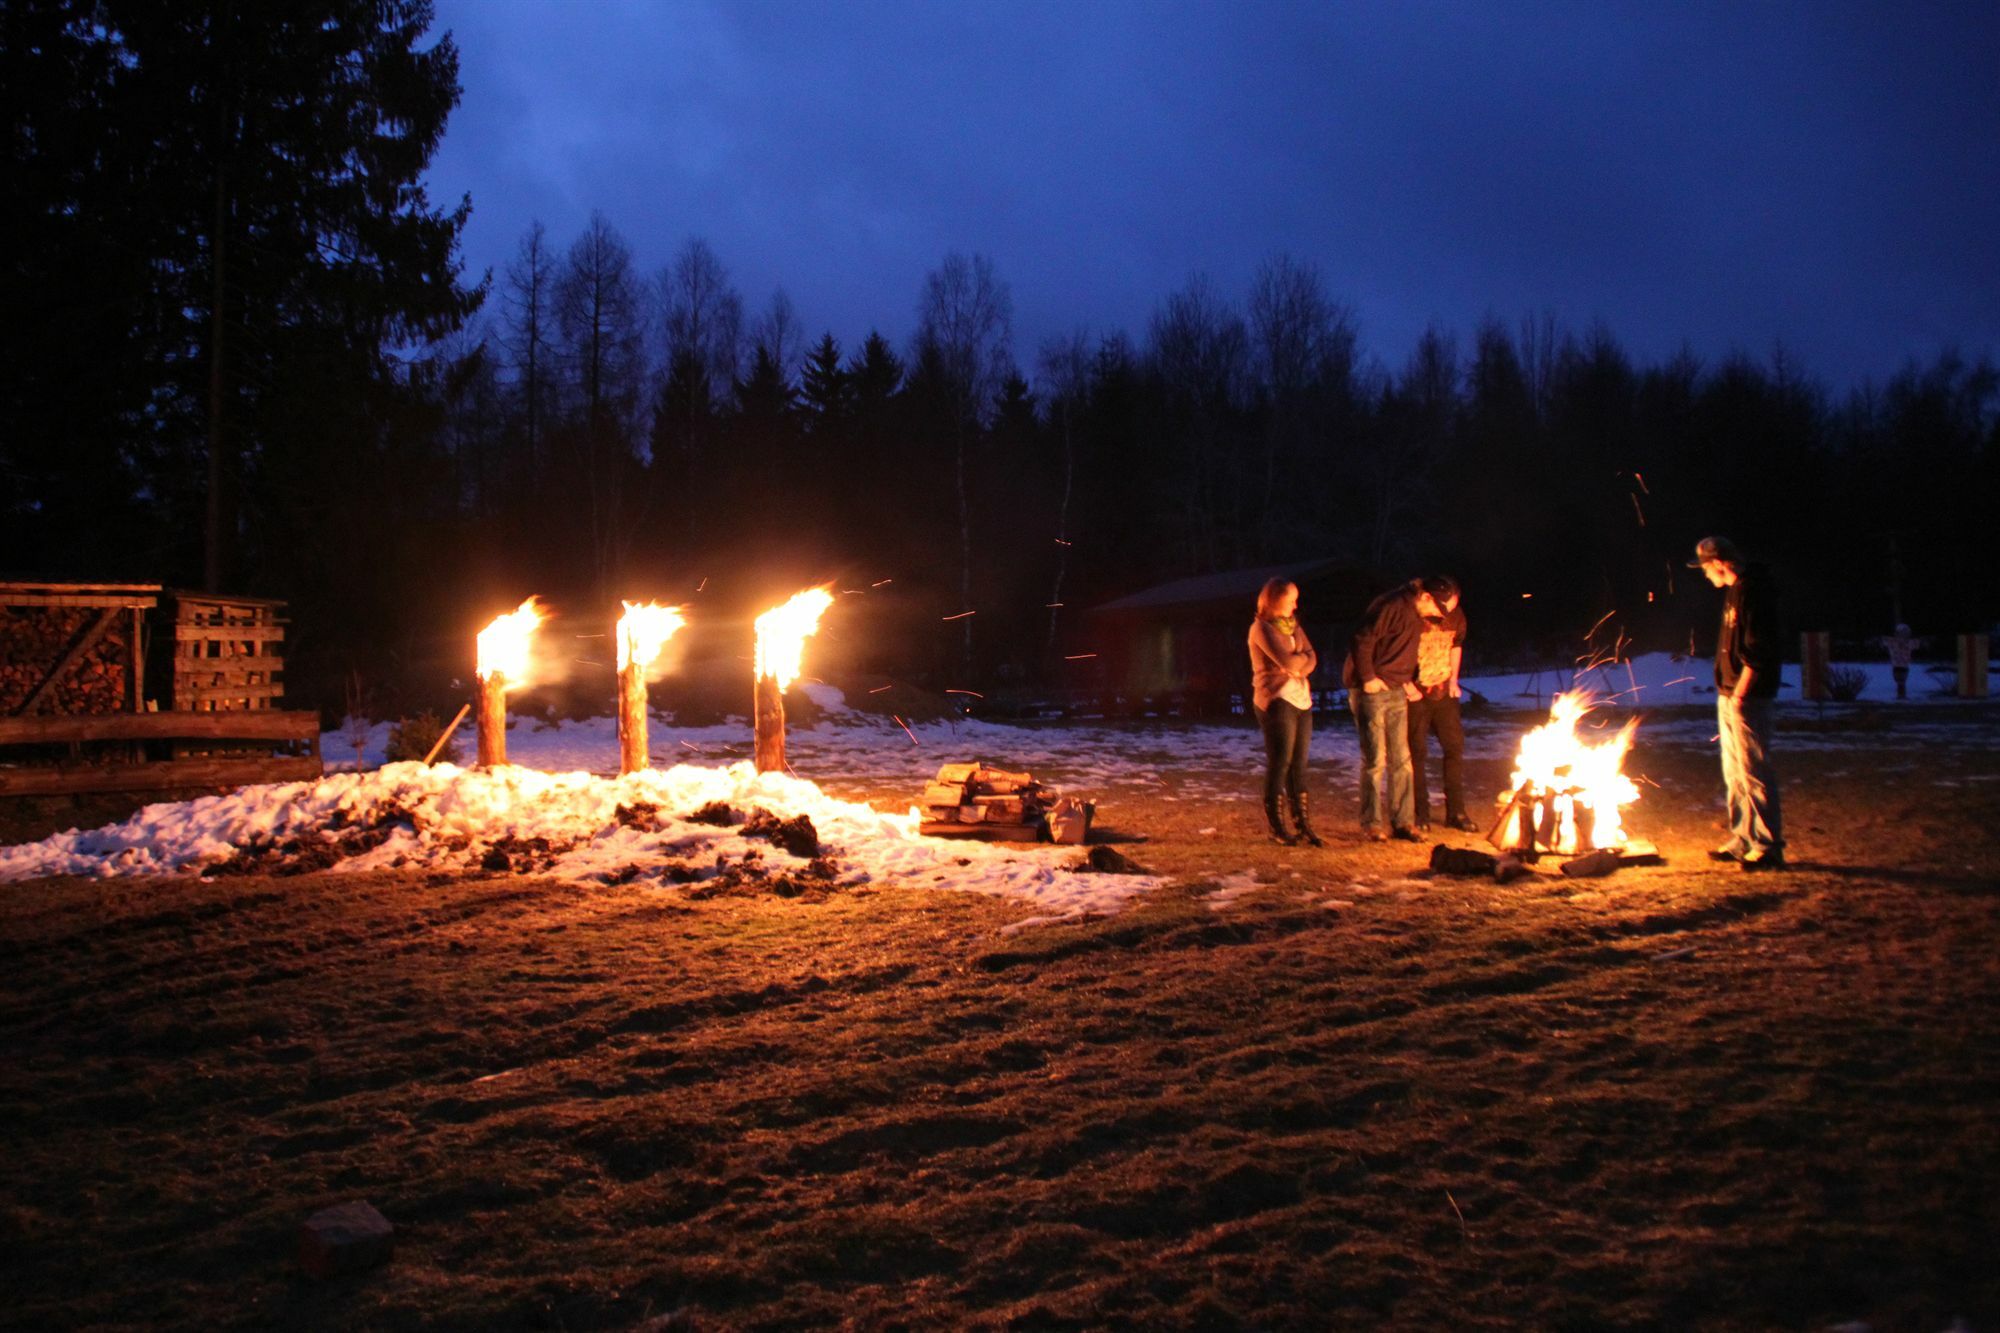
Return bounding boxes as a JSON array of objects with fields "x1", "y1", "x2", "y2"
[{"x1": 3, "y1": 706, "x2": 1997, "y2": 1330}]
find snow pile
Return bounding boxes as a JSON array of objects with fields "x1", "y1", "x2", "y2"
[{"x1": 0, "y1": 760, "x2": 1163, "y2": 922}]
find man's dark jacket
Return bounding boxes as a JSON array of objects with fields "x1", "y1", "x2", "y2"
[
  {"x1": 1343, "y1": 584, "x2": 1428, "y2": 690},
  {"x1": 1716, "y1": 563, "x2": 1781, "y2": 699}
]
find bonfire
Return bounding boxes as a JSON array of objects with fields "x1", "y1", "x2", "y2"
[
  {"x1": 615, "y1": 601, "x2": 685, "y2": 775},
  {"x1": 1488, "y1": 691, "x2": 1641, "y2": 856}
]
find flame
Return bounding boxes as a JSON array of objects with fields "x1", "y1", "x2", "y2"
[
  {"x1": 1505, "y1": 691, "x2": 1640, "y2": 851},
  {"x1": 617, "y1": 601, "x2": 685, "y2": 674},
  {"x1": 476, "y1": 597, "x2": 544, "y2": 685},
  {"x1": 754, "y1": 587, "x2": 834, "y2": 689}
]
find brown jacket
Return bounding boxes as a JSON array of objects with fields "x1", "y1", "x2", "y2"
[{"x1": 1248, "y1": 618, "x2": 1318, "y2": 711}]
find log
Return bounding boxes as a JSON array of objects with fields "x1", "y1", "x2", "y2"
[
  {"x1": 13, "y1": 608, "x2": 118, "y2": 716},
  {"x1": 753, "y1": 674, "x2": 785, "y2": 773},
  {"x1": 476, "y1": 674, "x2": 507, "y2": 767},
  {"x1": 0, "y1": 710, "x2": 318, "y2": 746},
  {"x1": 617, "y1": 664, "x2": 648, "y2": 775},
  {"x1": 0, "y1": 754, "x2": 321, "y2": 798},
  {"x1": 1486, "y1": 781, "x2": 1535, "y2": 850}
]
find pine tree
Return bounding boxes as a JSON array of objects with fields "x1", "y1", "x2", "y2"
[{"x1": 799, "y1": 333, "x2": 855, "y2": 432}]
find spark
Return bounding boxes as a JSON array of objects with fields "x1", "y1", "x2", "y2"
[
  {"x1": 1521, "y1": 592, "x2": 1534, "y2": 600},
  {"x1": 1630, "y1": 493, "x2": 1647, "y2": 527},
  {"x1": 1662, "y1": 676, "x2": 1695, "y2": 688},
  {"x1": 942, "y1": 610, "x2": 976, "y2": 621},
  {"x1": 946, "y1": 689, "x2": 985, "y2": 698},
  {"x1": 679, "y1": 740, "x2": 699, "y2": 751},
  {"x1": 1053, "y1": 538, "x2": 1073, "y2": 546},
  {"x1": 696, "y1": 577, "x2": 708, "y2": 592},
  {"x1": 573, "y1": 658, "x2": 605, "y2": 667},
  {"x1": 1634, "y1": 471, "x2": 1649, "y2": 494},
  {"x1": 891, "y1": 714, "x2": 920, "y2": 745},
  {"x1": 871, "y1": 578, "x2": 893, "y2": 587},
  {"x1": 841, "y1": 588, "x2": 866, "y2": 595},
  {"x1": 1586, "y1": 610, "x2": 1616, "y2": 640},
  {"x1": 573, "y1": 633, "x2": 606, "y2": 639},
  {"x1": 868, "y1": 684, "x2": 893, "y2": 694},
  {"x1": 1064, "y1": 653, "x2": 1098, "y2": 660},
  {"x1": 1045, "y1": 602, "x2": 1065, "y2": 608}
]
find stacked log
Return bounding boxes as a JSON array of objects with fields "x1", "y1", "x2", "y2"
[
  {"x1": 0, "y1": 606, "x2": 132, "y2": 715},
  {"x1": 918, "y1": 762, "x2": 1093, "y2": 843}
]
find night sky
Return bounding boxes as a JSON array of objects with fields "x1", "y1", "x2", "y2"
[{"x1": 426, "y1": 0, "x2": 2000, "y2": 389}]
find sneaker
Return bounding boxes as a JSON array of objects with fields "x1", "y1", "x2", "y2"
[
  {"x1": 1448, "y1": 814, "x2": 1481, "y2": 833},
  {"x1": 1364, "y1": 827, "x2": 1390, "y2": 842},
  {"x1": 1390, "y1": 827, "x2": 1424, "y2": 843},
  {"x1": 1707, "y1": 844, "x2": 1744, "y2": 863},
  {"x1": 1739, "y1": 850, "x2": 1787, "y2": 872},
  {"x1": 1415, "y1": 820, "x2": 1432, "y2": 833}
]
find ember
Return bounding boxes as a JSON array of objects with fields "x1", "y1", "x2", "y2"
[{"x1": 1488, "y1": 691, "x2": 1640, "y2": 856}]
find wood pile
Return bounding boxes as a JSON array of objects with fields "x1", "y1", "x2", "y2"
[
  {"x1": 0, "y1": 607, "x2": 132, "y2": 714},
  {"x1": 918, "y1": 762, "x2": 1093, "y2": 843}
]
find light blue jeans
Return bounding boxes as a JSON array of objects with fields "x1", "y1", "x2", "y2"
[
  {"x1": 1352, "y1": 689, "x2": 1413, "y2": 831},
  {"x1": 1718, "y1": 695, "x2": 1783, "y2": 856}
]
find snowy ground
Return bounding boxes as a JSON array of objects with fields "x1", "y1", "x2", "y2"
[{"x1": 7, "y1": 662, "x2": 1991, "y2": 922}]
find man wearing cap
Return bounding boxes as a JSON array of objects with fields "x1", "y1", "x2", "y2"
[{"x1": 1692, "y1": 536, "x2": 1785, "y2": 870}]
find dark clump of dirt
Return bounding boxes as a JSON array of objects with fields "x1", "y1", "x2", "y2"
[
  {"x1": 742, "y1": 808, "x2": 821, "y2": 859},
  {"x1": 615, "y1": 801, "x2": 664, "y2": 831},
  {"x1": 689, "y1": 801, "x2": 741, "y2": 827},
  {"x1": 1074, "y1": 844, "x2": 1148, "y2": 875},
  {"x1": 208, "y1": 826, "x2": 394, "y2": 877},
  {"x1": 479, "y1": 835, "x2": 564, "y2": 874}
]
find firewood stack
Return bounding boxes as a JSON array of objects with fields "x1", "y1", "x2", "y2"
[
  {"x1": 918, "y1": 761, "x2": 1093, "y2": 843},
  {"x1": 0, "y1": 606, "x2": 134, "y2": 714}
]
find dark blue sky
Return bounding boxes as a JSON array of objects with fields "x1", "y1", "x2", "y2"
[{"x1": 426, "y1": 0, "x2": 2000, "y2": 390}]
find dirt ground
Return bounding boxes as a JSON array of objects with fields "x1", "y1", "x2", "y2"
[{"x1": 3, "y1": 706, "x2": 1997, "y2": 1331}]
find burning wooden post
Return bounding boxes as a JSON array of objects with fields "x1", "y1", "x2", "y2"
[
  {"x1": 474, "y1": 598, "x2": 543, "y2": 768},
  {"x1": 616, "y1": 601, "x2": 685, "y2": 775},
  {"x1": 752, "y1": 587, "x2": 833, "y2": 774}
]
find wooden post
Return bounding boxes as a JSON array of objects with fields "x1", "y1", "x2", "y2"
[
  {"x1": 753, "y1": 674, "x2": 785, "y2": 773},
  {"x1": 618, "y1": 664, "x2": 648, "y2": 775},
  {"x1": 1800, "y1": 631, "x2": 1831, "y2": 701},
  {"x1": 1960, "y1": 634, "x2": 1990, "y2": 699},
  {"x1": 476, "y1": 674, "x2": 507, "y2": 767}
]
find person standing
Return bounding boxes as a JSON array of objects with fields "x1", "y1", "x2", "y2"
[
  {"x1": 1407, "y1": 577, "x2": 1477, "y2": 832},
  {"x1": 1885, "y1": 623, "x2": 1914, "y2": 699},
  {"x1": 1343, "y1": 577, "x2": 1452, "y2": 842},
  {"x1": 1692, "y1": 536, "x2": 1785, "y2": 870},
  {"x1": 1247, "y1": 578, "x2": 1323, "y2": 846}
]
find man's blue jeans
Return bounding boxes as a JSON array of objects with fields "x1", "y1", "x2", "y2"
[
  {"x1": 1352, "y1": 688, "x2": 1413, "y2": 831},
  {"x1": 1718, "y1": 695, "x2": 1783, "y2": 857}
]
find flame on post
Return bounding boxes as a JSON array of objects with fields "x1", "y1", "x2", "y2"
[
  {"x1": 754, "y1": 587, "x2": 834, "y2": 689},
  {"x1": 616, "y1": 601, "x2": 684, "y2": 776},
  {"x1": 617, "y1": 601, "x2": 685, "y2": 675},
  {"x1": 477, "y1": 597, "x2": 545, "y2": 686},
  {"x1": 475, "y1": 597, "x2": 543, "y2": 768},
  {"x1": 753, "y1": 587, "x2": 833, "y2": 773},
  {"x1": 1500, "y1": 691, "x2": 1640, "y2": 852}
]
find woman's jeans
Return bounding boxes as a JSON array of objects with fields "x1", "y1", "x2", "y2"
[{"x1": 1256, "y1": 700, "x2": 1312, "y2": 805}]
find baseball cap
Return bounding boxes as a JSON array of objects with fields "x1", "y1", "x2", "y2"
[{"x1": 1688, "y1": 535, "x2": 1741, "y2": 568}]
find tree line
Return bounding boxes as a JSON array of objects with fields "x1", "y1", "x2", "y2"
[{"x1": 6, "y1": 1, "x2": 1995, "y2": 717}]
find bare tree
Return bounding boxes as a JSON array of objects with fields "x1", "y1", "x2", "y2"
[
  {"x1": 555, "y1": 211, "x2": 647, "y2": 597},
  {"x1": 1248, "y1": 253, "x2": 1358, "y2": 541},
  {"x1": 751, "y1": 287, "x2": 802, "y2": 389},
  {"x1": 1035, "y1": 328, "x2": 1092, "y2": 657},
  {"x1": 500, "y1": 220, "x2": 560, "y2": 481},
  {"x1": 1148, "y1": 273, "x2": 1248, "y2": 570},
  {"x1": 658, "y1": 237, "x2": 744, "y2": 394},
  {"x1": 914, "y1": 252, "x2": 1015, "y2": 666}
]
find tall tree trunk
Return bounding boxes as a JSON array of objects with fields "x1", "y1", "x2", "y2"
[{"x1": 204, "y1": 160, "x2": 227, "y2": 592}]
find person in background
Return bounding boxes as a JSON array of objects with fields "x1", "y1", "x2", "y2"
[
  {"x1": 1247, "y1": 578, "x2": 1323, "y2": 846},
  {"x1": 1885, "y1": 623, "x2": 1914, "y2": 700},
  {"x1": 1343, "y1": 577, "x2": 1453, "y2": 842},
  {"x1": 1692, "y1": 536, "x2": 1785, "y2": 871},
  {"x1": 1408, "y1": 576, "x2": 1477, "y2": 832}
]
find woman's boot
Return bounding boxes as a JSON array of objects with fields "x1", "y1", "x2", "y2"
[
  {"x1": 1263, "y1": 795, "x2": 1296, "y2": 845},
  {"x1": 1290, "y1": 791, "x2": 1325, "y2": 847}
]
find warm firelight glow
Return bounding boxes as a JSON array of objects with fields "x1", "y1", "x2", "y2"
[
  {"x1": 476, "y1": 598, "x2": 544, "y2": 684},
  {"x1": 1505, "y1": 691, "x2": 1640, "y2": 851},
  {"x1": 754, "y1": 587, "x2": 835, "y2": 689},
  {"x1": 617, "y1": 601, "x2": 685, "y2": 674}
]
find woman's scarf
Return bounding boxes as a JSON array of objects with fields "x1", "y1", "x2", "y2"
[{"x1": 1267, "y1": 615, "x2": 1298, "y2": 637}]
